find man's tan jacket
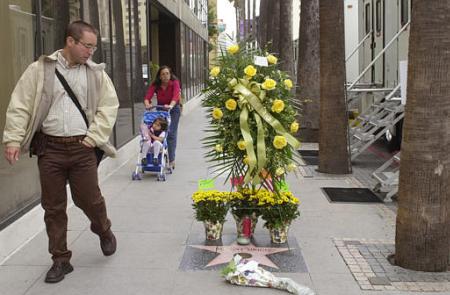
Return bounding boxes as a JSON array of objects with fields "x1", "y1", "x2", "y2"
[{"x1": 3, "y1": 51, "x2": 119, "y2": 157}]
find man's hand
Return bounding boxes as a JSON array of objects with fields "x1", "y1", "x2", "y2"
[
  {"x1": 163, "y1": 104, "x2": 172, "y2": 110},
  {"x1": 4, "y1": 146, "x2": 20, "y2": 165},
  {"x1": 81, "y1": 139, "x2": 94, "y2": 148}
]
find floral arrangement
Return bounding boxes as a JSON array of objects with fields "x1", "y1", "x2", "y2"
[
  {"x1": 228, "y1": 188, "x2": 261, "y2": 218},
  {"x1": 191, "y1": 190, "x2": 233, "y2": 223},
  {"x1": 258, "y1": 191, "x2": 300, "y2": 229},
  {"x1": 203, "y1": 44, "x2": 301, "y2": 191}
]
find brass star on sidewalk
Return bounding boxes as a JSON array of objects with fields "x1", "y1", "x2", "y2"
[{"x1": 190, "y1": 242, "x2": 291, "y2": 269}]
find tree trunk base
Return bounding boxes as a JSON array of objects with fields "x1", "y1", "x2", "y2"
[{"x1": 298, "y1": 128, "x2": 319, "y2": 142}]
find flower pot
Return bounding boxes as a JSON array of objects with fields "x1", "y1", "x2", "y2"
[
  {"x1": 203, "y1": 220, "x2": 224, "y2": 240},
  {"x1": 232, "y1": 212, "x2": 259, "y2": 238},
  {"x1": 269, "y1": 224, "x2": 289, "y2": 244}
]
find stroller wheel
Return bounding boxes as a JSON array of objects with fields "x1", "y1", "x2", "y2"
[{"x1": 131, "y1": 172, "x2": 137, "y2": 180}]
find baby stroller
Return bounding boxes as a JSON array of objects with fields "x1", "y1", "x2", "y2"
[{"x1": 132, "y1": 107, "x2": 172, "y2": 181}]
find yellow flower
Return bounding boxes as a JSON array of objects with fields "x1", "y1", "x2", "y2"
[
  {"x1": 275, "y1": 167, "x2": 285, "y2": 176},
  {"x1": 266, "y1": 54, "x2": 277, "y2": 64},
  {"x1": 273, "y1": 135, "x2": 287, "y2": 149},
  {"x1": 210, "y1": 66, "x2": 220, "y2": 77},
  {"x1": 271, "y1": 99, "x2": 285, "y2": 113},
  {"x1": 290, "y1": 121, "x2": 300, "y2": 133},
  {"x1": 237, "y1": 140, "x2": 247, "y2": 150},
  {"x1": 227, "y1": 44, "x2": 239, "y2": 54},
  {"x1": 215, "y1": 144, "x2": 223, "y2": 153},
  {"x1": 225, "y1": 99, "x2": 237, "y2": 111},
  {"x1": 212, "y1": 108, "x2": 223, "y2": 120},
  {"x1": 284, "y1": 79, "x2": 293, "y2": 89},
  {"x1": 243, "y1": 155, "x2": 250, "y2": 165},
  {"x1": 261, "y1": 78, "x2": 277, "y2": 90},
  {"x1": 287, "y1": 163, "x2": 297, "y2": 172},
  {"x1": 244, "y1": 65, "x2": 257, "y2": 77}
]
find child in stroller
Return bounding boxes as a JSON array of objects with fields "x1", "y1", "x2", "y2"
[
  {"x1": 140, "y1": 117, "x2": 168, "y2": 166},
  {"x1": 132, "y1": 109, "x2": 171, "y2": 181}
]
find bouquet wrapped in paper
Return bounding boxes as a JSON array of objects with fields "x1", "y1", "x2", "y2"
[{"x1": 221, "y1": 255, "x2": 315, "y2": 295}]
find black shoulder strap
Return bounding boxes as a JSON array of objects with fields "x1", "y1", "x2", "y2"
[{"x1": 55, "y1": 69, "x2": 89, "y2": 128}]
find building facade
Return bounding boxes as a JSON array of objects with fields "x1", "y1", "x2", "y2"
[{"x1": 0, "y1": 0, "x2": 208, "y2": 229}]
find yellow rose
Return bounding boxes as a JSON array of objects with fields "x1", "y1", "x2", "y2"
[
  {"x1": 237, "y1": 140, "x2": 247, "y2": 150},
  {"x1": 244, "y1": 65, "x2": 257, "y2": 77},
  {"x1": 287, "y1": 163, "x2": 297, "y2": 172},
  {"x1": 225, "y1": 99, "x2": 237, "y2": 111},
  {"x1": 290, "y1": 121, "x2": 300, "y2": 133},
  {"x1": 215, "y1": 144, "x2": 223, "y2": 153},
  {"x1": 261, "y1": 78, "x2": 277, "y2": 90},
  {"x1": 266, "y1": 54, "x2": 277, "y2": 64},
  {"x1": 227, "y1": 44, "x2": 239, "y2": 54},
  {"x1": 243, "y1": 155, "x2": 250, "y2": 165},
  {"x1": 271, "y1": 99, "x2": 285, "y2": 113},
  {"x1": 275, "y1": 167, "x2": 285, "y2": 176},
  {"x1": 284, "y1": 79, "x2": 293, "y2": 89},
  {"x1": 212, "y1": 108, "x2": 223, "y2": 120},
  {"x1": 210, "y1": 66, "x2": 220, "y2": 77},
  {"x1": 273, "y1": 135, "x2": 287, "y2": 149}
]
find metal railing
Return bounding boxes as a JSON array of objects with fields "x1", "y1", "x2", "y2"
[
  {"x1": 347, "y1": 21, "x2": 411, "y2": 92},
  {"x1": 346, "y1": 30, "x2": 372, "y2": 62}
]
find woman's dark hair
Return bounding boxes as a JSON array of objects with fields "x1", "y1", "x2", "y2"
[
  {"x1": 154, "y1": 117, "x2": 168, "y2": 131},
  {"x1": 153, "y1": 65, "x2": 179, "y2": 89},
  {"x1": 65, "y1": 20, "x2": 98, "y2": 44}
]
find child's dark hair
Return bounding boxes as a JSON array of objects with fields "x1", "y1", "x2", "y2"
[{"x1": 154, "y1": 117, "x2": 168, "y2": 131}]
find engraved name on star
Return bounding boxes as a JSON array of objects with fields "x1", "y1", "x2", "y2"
[{"x1": 190, "y1": 242, "x2": 291, "y2": 269}]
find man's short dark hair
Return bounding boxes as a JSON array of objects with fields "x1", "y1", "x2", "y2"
[{"x1": 64, "y1": 20, "x2": 98, "y2": 44}]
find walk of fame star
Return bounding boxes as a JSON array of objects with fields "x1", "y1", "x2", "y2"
[{"x1": 190, "y1": 241, "x2": 291, "y2": 269}]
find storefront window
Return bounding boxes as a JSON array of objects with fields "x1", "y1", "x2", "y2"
[
  {"x1": 41, "y1": 0, "x2": 81, "y2": 54},
  {"x1": 0, "y1": 0, "x2": 40, "y2": 227}
]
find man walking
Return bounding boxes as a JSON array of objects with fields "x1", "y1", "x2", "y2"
[{"x1": 3, "y1": 21, "x2": 119, "y2": 283}]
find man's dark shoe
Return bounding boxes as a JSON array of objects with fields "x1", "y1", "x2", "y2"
[
  {"x1": 45, "y1": 261, "x2": 73, "y2": 283},
  {"x1": 100, "y1": 229, "x2": 117, "y2": 256}
]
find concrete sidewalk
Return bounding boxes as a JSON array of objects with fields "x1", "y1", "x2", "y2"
[{"x1": 0, "y1": 99, "x2": 449, "y2": 295}]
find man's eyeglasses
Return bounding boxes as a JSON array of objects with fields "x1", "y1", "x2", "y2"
[{"x1": 75, "y1": 39, "x2": 97, "y2": 53}]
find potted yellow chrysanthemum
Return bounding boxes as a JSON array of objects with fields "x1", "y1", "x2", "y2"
[
  {"x1": 258, "y1": 191, "x2": 300, "y2": 244},
  {"x1": 191, "y1": 190, "x2": 231, "y2": 240}
]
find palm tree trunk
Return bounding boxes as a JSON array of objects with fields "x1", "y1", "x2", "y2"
[
  {"x1": 318, "y1": 0, "x2": 351, "y2": 174},
  {"x1": 267, "y1": 1, "x2": 280, "y2": 54},
  {"x1": 112, "y1": 0, "x2": 130, "y2": 106},
  {"x1": 297, "y1": 0, "x2": 320, "y2": 142},
  {"x1": 394, "y1": 0, "x2": 450, "y2": 272},
  {"x1": 278, "y1": 0, "x2": 294, "y2": 78},
  {"x1": 257, "y1": 0, "x2": 268, "y2": 47}
]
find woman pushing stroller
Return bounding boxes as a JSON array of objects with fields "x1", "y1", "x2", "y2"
[{"x1": 144, "y1": 65, "x2": 181, "y2": 169}]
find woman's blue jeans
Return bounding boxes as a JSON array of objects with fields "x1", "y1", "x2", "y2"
[{"x1": 168, "y1": 104, "x2": 181, "y2": 162}]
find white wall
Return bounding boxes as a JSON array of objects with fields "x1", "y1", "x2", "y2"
[{"x1": 344, "y1": 0, "x2": 359, "y2": 82}]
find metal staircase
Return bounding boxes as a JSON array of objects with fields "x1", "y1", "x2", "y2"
[
  {"x1": 372, "y1": 151, "x2": 401, "y2": 202},
  {"x1": 349, "y1": 84, "x2": 404, "y2": 160}
]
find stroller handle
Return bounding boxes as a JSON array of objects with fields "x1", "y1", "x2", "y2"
[{"x1": 145, "y1": 105, "x2": 172, "y2": 111}]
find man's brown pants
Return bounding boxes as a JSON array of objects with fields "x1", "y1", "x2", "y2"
[{"x1": 38, "y1": 139, "x2": 111, "y2": 262}]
